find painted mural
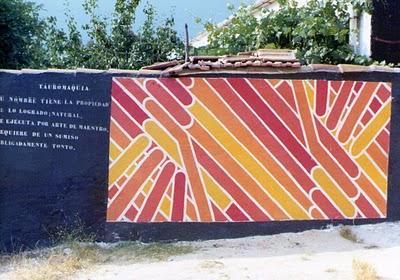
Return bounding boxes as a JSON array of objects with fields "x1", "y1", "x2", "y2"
[{"x1": 106, "y1": 77, "x2": 392, "y2": 223}]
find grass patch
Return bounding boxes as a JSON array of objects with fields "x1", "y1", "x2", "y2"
[
  {"x1": 352, "y1": 259, "x2": 380, "y2": 280},
  {"x1": 1, "y1": 220, "x2": 195, "y2": 280},
  {"x1": 47, "y1": 219, "x2": 97, "y2": 246},
  {"x1": 0, "y1": 241, "x2": 195, "y2": 280},
  {"x1": 1, "y1": 248, "x2": 94, "y2": 280},
  {"x1": 339, "y1": 226, "x2": 360, "y2": 243}
]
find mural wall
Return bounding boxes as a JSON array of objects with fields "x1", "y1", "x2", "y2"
[{"x1": 107, "y1": 78, "x2": 392, "y2": 223}]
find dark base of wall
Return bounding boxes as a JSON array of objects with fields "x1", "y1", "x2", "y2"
[{"x1": 104, "y1": 218, "x2": 390, "y2": 243}]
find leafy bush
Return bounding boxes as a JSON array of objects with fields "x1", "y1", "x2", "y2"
[
  {"x1": 204, "y1": 0, "x2": 371, "y2": 65},
  {"x1": 41, "y1": 0, "x2": 184, "y2": 70},
  {"x1": 1, "y1": 0, "x2": 184, "y2": 70}
]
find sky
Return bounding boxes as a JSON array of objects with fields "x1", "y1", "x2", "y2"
[{"x1": 32, "y1": 0, "x2": 254, "y2": 39}]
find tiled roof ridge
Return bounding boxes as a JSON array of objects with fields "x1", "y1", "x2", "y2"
[{"x1": 141, "y1": 49, "x2": 301, "y2": 73}]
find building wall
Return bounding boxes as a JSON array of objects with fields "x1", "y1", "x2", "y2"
[
  {"x1": 1, "y1": 69, "x2": 399, "y2": 252},
  {"x1": 358, "y1": 12, "x2": 372, "y2": 57}
]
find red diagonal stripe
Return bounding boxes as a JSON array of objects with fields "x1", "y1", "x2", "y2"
[
  {"x1": 115, "y1": 78, "x2": 148, "y2": 102},
  {"x1": 193, "y1": 140, "x2": 271, "y2": 221},
  {"x1": 111, "y1": 99, "x2": 142, "y2": 138},
  {"x1": 145, "y1": 80, "x2": 192, "y2": 126},
  {"x1": 316, "y1": 80, "x2": 328, "y2": 117},
  {"x1": 112, "y1": 82, "x2": 149, "y2": 125},
  {"x1": 311, "y1": 190, "x2": 344, "y2": 219},
  {"x1": 326, "y1": 81, "x2": 354, "y2": 130},
  {"x1": 137, "y1": 162, "x2": 176, "y2": 222},
  {"x1": 160, "y1": 78, "x2": 193, "y2": 106},
  {"x1": 251, "y1": 79, "x2": 306, "y2": 146},
  {"x1": 107, "y1": 149, "x2": 164, "y2": 221},
  {"x1": 227, "y1": 78, "x2": 317, "y2": 172},
  {"x1": 315, "y1": 117, "x2": 359, "y2": 178},
  {"x1": 226, "y1": 203, "x2": 249, "y2": 222},
  {"x1": 171, "y1": 172, "x2": 186, "y2": 222},
  {"x1": 275, "y1": 81, "x2": 297, "y2": 111},
  {"x1": 207, "y1": 78, "x2": 316, "y2": 188}
]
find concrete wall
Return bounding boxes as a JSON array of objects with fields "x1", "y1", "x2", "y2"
[{"x1": 1, "y1": 68, "x2": 400, "y2": 252}]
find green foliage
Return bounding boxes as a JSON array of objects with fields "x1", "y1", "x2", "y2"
[
  {"x1": 42, "y1": 0, "x2": 184, "y2": 70},
  {"x1": 127, "y1": 5, "x2": 184, "y2": 69},
  {"x1": 41, "y1": 14, "x2": 85, "y2": 68},
  {"x1": 290, "y1": 0, "x2": 357, "y2": 64},
  {"x1": 350, "y1": 0, "x2": 373, "y2": 14},
  {"x1": 1, "y1": 0, "x2": 184, "y2": 70},
  {"x1": 205, "y1": 5, "x2": 259, "y2": 55},
  {"x1": 0, "y1": 0, "x2": 46, "y2": 69},
  {"x1": 204, "y1": 0, "x2": 372, "y2": 65}
]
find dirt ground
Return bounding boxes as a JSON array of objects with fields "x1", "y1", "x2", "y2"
[
  {"x1": 1, "y1": 222, "x2": 400, "y2": 280},
  {"x1": 78, "y1": 222, "x2": 400, "y2": 280}
]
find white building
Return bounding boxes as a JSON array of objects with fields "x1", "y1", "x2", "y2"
[{"x1": 191, "y1": 0, "x2": 372, "y2": 57}]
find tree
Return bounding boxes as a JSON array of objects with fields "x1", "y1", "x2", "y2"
[
  {"x1": 203, "y1": 0, "x2": 371, "y2": 65},
  {"x1": 43, "y1": 0, "x2": 184, "y2": 70},
  {"x1": 128, "y1": 5, "x2": 184, "y2": 69},
  {"x1": 1, "y1": 0, "x2": 184, "y2": 70},
  {"x1": 0, "y1": 0, "x2": 45, "y2": 69}
]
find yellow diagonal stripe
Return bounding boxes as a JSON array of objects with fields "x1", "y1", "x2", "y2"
[
  {"x1": 109, "y1": 135, "x2": 150, "y2": 184},
  {"x1": 142, "y1": 179, "x2": 154, "y2": 195},
  {"x1": 189, "y1": 101, "x2": 309, "y2": 219},
  {"x1": 126, "y1": 162, "x2": 138, "y2": 177},
  {"x1": 356, "y1": 154, "x2": 387, "y2": 195},
  {"x1": 351, "y1": 101, "x2": 391, "y2": 156},
  {"x1": 144, "y1": 120, "x2": 182, "y2": 166},
  {"x1": 109, "y1": 141, "x2": 121, "y2": 161},
  {"x1": 201, "y1": 169, "x2": 231, "y2": 210},
  {"x1": 160, "y1": 195, "x2": 171, "y2": 217},
  {"x1": 312, "y1": 167, "x2": 356, "y2": 218},
  {"x1": 305, "y1": 81, "x2": 315, "y2": 111}
]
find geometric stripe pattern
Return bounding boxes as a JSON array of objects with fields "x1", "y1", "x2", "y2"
[{"x1": 107, "y1": 78, "x2": 391, "y2": 223}]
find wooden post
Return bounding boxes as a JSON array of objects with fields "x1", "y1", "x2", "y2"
[{"x1": 185, "y1": 23, "x2": 190, "y2": 63}]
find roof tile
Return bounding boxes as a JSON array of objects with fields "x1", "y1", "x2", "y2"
[{"x1": 140, "y1": 49, "x2": 301, "y2": 74}]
